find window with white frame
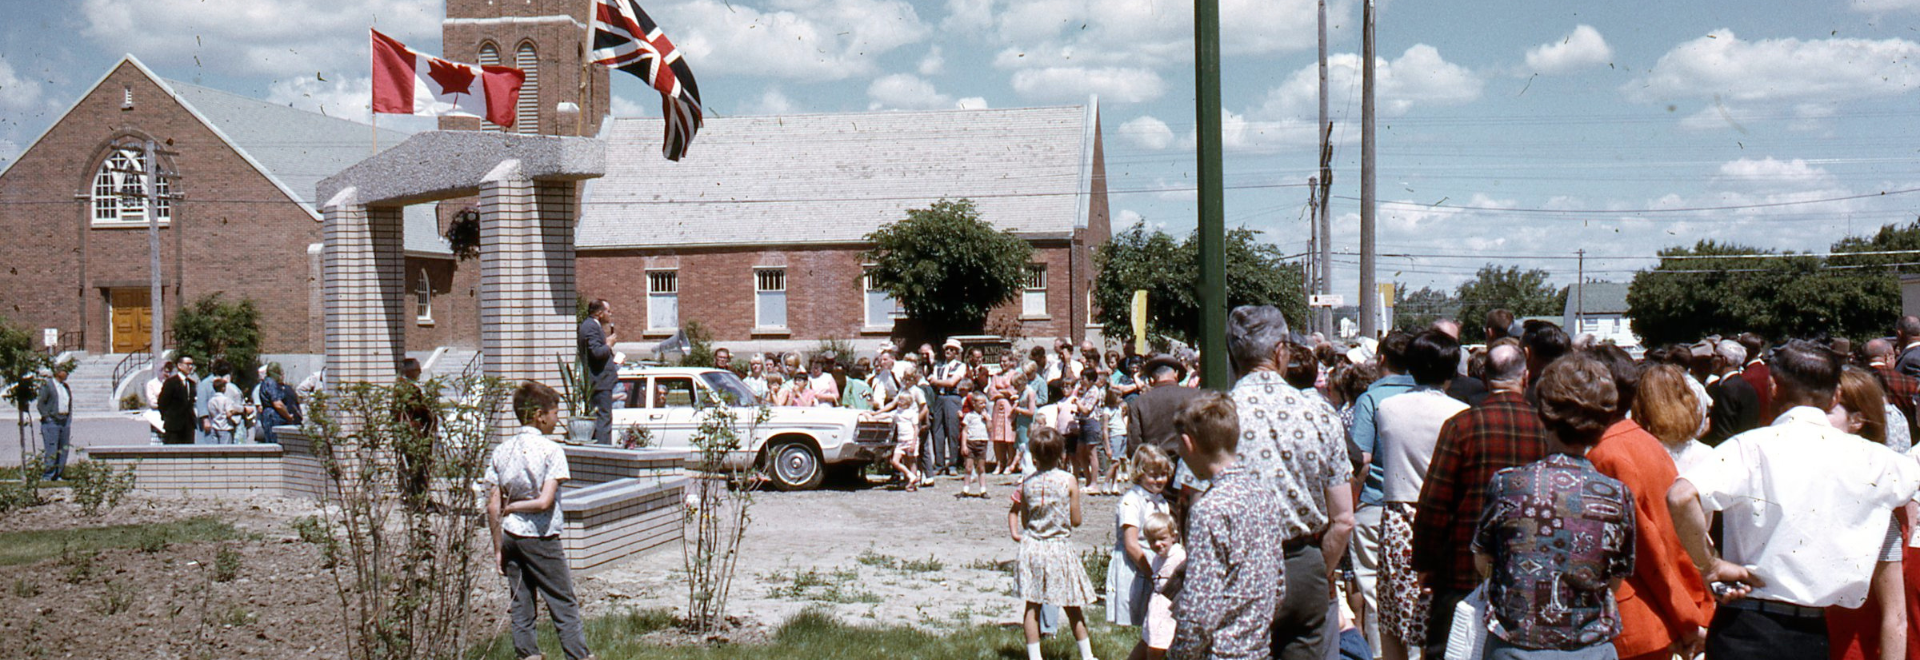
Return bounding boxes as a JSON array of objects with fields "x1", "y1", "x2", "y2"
[
  {"x1": 414, "y1": 268, "x2": 433, "y2": 322},
  {"x1": 863, "y1": 269, "x2": 898, "y2": 329},
  {"x1": 91, "y1": 146, "x2": 171, "y2": 226},
  {"x1": 647, "y1": 270, "x2": 678, "y2": 331},
  {"x1": 1022, "y1": 264, "x2": 1047, "y2": 317},
  {"x1": 755, "y1": 269, "x2": 787, "y2": 329}
]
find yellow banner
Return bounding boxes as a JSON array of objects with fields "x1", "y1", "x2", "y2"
[{"x1": 1131, "y1": 290, "x2": 1149, "y2": 355}]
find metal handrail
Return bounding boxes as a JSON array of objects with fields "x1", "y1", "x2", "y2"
[
  {"x1": 109, "y1": 343, "x2": 152, "y2": 402},
  {"x1": 459, "y1": 349, "x2": 485, "y2": 381}
]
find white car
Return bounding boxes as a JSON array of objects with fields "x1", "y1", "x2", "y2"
[{"x1": 610, "y1": 366, "x2": 895, "y2": 490}]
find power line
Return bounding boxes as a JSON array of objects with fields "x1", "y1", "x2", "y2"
[{"x1": 1331, "y1": 186, "x2": 1920, "y2": 215}]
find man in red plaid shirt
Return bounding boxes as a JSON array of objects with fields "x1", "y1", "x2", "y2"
[
  {"x1": 1409, "y1": 341, "x2": 1550, "y2": 658},
  {"x1": 1867, "y1": 337, "x2": 1920, "y2": 448}
]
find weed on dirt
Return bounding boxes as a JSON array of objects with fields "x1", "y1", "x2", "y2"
[{"x1": 0, "y1": 516, "x2": 242, "y2": 567}]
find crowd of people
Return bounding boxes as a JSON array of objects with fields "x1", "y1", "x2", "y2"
[
  {"x1": 137, "y1": 356, "x2": 315, "y2": 446},
  {"x1": 994, "y1": 306, "x2": 1920, "y2": 660}
]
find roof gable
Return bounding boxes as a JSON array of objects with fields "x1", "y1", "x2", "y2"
[
  {"x1": 1567, "y1": 281, "x2": 1631, "y2": 316},
  {"x1": 578, "y1": 104, "x2": 1097, "y2": 249}
]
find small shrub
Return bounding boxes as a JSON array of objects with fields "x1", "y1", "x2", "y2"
[
  {"x1": 290, "y1": 515, "x2": 339, "y2": 569},
  {"x1": 211, "y1": 602, "x2": 254, "y2": 627},
  {"x1": 119, "y1": 393, "x2": 144, "y2": 411},
  {"x1": 65, "y1": 460, "x2": 137, "y2": 515},
  {"x1": 95, "y1": 580, "x2": 136, "y2": 616},
  {"x1": 212, "y1": 546, "x2": 242, "y2": 582},
  {"x1": 59, "y1": 547, "x2": 96, "y2": 584},
  {"x1": 11, "y1": 576, "x2": 39, "y2": 598},
  {"x1": 1081, "y1": 548, "x2": 1109, "y2": 596},
  {"x1": 138, "y1": 528, "x2": 171, "y2": 553},
  {"x1": 899, "y1": 555, "x2": 944, "y2": 573},
  {"x1": 0, "y1": 453, "x2": 48, "y2": 513}
]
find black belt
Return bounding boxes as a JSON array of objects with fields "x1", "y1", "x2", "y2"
[
  {"x1": 1725, "y1": 598, "x2": 1824, "y2": 619},
  {"x1": 1282, "y1": 533, "x2": 1323, "y2": 552}
]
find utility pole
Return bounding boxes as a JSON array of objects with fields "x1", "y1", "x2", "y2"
[
  {"x1": 1307, "y1": 177, "x2": 1320, "y2": 310},
  {"x1": 1316, "y1": 0, "x2": 1334, "y2": 339},
  {"x1": 1575, "y1": 249, "x2": 1586, "y2": 334},
  {"x1": 1358, "y1": 0, "x2": 1378, "y2": 339},
  {"x1": 144, "y1": 140, "x2": 165, "y2": 381},
  {"x1": 1194, "y1": 0, "x2": 1229, "y2": 389}
]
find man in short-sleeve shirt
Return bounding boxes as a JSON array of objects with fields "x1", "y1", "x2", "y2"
[{"x1": 1670, "y1": 340, "x2": 1920, "y2": 660}]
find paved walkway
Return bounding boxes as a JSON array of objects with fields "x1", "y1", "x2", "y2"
[{"x1": 0, "y1": 412, "x2": 154, "y2": 468}]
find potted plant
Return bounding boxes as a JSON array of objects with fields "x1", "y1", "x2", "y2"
[{"x1": 555, "y1": 357, "x2": 600, "y2": 444}]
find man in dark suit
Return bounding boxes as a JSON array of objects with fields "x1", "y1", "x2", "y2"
[
  {"x1": 1897, "y1": 316, "x2": 1920, "y2": 378},
  {"x1": 37, "y1": 365, "x2": 73, "y2": 479},
  {"x1": 158, "y1": 355, "x2": 199, "y2": 445},
  {"x1": 577, "y1": 299, "x2": 618, "y2": 444},
  {"x1": 1705, "y1": 341, "x2": 1761, "y2": 446},
  {"x1": 1125, "y1": 355, "x2": 1202, "y2": 461}
]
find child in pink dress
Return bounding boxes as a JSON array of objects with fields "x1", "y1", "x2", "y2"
[{"x1": 1141, "y1": 511, "x2": 1185, "y2": 660}]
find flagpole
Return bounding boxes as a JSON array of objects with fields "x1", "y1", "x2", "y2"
[
  {"x1": 578, "y1": 0, "x2": 595, "y2": 137},
  {"x1": 371, "y1": 112, "x2": 378, "y2": 156}
]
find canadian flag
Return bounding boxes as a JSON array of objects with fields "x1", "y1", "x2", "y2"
[{"x1": 370, "y1": 29, "x2": 525, "y2": 127}]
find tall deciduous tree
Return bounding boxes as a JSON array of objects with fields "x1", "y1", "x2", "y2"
[
  {"x1": 864, "y1": 199, "x2": 1033, "y2": 340},
  {"x1": 1455, "y1": 265, "x2": 1568, "y2": 331},
  {"x1": 1093, "y1": 224, "x2": 1306, "y2": 349},
  {"x1": 172, "y1": 294, "x2": 263, "y2": 389},
  {"x1": 1394, "y1": 285, "x2": 1459, "y2": 331},
  {"x1": 1628, "y1": 222, "x2": 1918, "y2": 345}
]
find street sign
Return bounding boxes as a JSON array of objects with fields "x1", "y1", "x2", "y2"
[
  {"x1": 1310, "y1": 294, "x2": 1345, "y2": 307},
  {"x1": 42, "y1": 328, "x2": 57, "y2": 349}
]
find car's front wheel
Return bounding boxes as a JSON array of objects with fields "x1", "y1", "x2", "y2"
[{"x1": 763, "y1": 440, "x2": 824, "y2": 491}]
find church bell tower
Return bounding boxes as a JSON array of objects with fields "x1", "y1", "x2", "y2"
[{"x1": 440, "y1": 0, "x2": 611, "y2": 137}]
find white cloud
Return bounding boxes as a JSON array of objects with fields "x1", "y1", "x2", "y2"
[
  {"x1": 749, "y1": 87, "x2": 797, "y2": 114},
  {"x1": 1852, "y1": 0, "x2": 1920, "y2": 12},
  {"x1": 942, "y1": 0, "x2": 996, "y2": 33},
  {"x1": 1115, "y1": 208, "x2": 1145, "y2": 230},
  {"x1": 1009, "y1": 66, "x2": 1165, "y2": 103},
  {"x1": 0, "y1": 60, "x2": 43, "y2": 111},
  {"x1": 1714, "y1": 157, "x2": 1836, "y2": 188},
  {"x1": 918, "y1": 46, "x2": 946, "y2": 76},
  {"x1": 1180, "y1": 111, "x2": 1317, "y2": 153},
  {"x1": 1118, "y1": 116, "x2": 1174, "y2": 150},
  {"x1": 610, "y1": 95, "x2": 648, "y2": 117},
  {"x1": 1629, "y1": 30, "x2": 1920, "y2": 104},
  {"x1": 956, "y1": 96, "x2": 989, "y2": 109},
  {"x1": 80, "y1": 0, "x2": 439, "y2": 78},
  {"x1": 1258, "y1": 45, "x2": 1482, "y2": 119},
  {"x1": 1525, "y1": 25, "x2": 1612, "y2": 74},
  {"x1": 867, "y1": 73, "x2": 953, "y2": 109},
  {"x1": 267, "y1": 75, "x2": 373, "y2": 121},
  {"x1": 667, "y1": 0, "x2": 931, "y2": 80}
]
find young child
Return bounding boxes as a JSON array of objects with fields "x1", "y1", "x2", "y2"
[
  {"x1": 1106, "y1": 445, "x2": 1172, "y2": 631},
  {"x1": 1009, "y1": 427, "x2": 1100, "y2": 660},
  {"x1": 961, "y1": 391, "x2": 992, "y2": 497},
  {"x1": 486, "y1": 381, "x2": 593, "y2": 660},
  {"x1": 880, "y1": 364, "x2": 927, "y2": 491},
  {"x1": 1167, "y1": 391, "x2": 1285, "y2": 658},
  {"x1": 1140, "y1": 512, "x2": 1186, "y2": 660},
  {"x1": 1099, "y1": 389, "x2": 1129, "y2": 495}
]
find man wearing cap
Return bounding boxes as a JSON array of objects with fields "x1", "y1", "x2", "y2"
[
  {"x1": 1126, "y1": 353, "x2": 1200, "y2": 462},
  {"x1": 927, "y1": 339, "x2": 969, "y2": 476},
  {"x1": 37, "y1": 365, "x2": 73, "y2": 479}
]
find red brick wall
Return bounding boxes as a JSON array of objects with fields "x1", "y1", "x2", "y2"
[
  {"x1": 0, "y1": 61, "x2": 321, "y2": 354},
  {"x1": 440, "y1": 0, "x2": 609, "y2": 137},
  {"x1": 579, "y1": 243, "x2": 1086, "y2": 344},
  {"x1": 402, "y1": 255, "x2": 481, "y2": 350}
]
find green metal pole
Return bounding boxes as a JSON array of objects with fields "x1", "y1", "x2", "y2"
[{"x1": 1194, "y1": 0, "x2": 1229, "y2": 390}]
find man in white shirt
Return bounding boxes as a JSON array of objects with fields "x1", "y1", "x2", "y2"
[
  {"x1": 870, "y1": 348, "x2": 901, "y2": 408},
  {"x1": 928, "y1": 339, "x2": 969, "y2": 476},
  {"x1": 486, "y1": 381, "x2": 593, "y2": 660},
  {"x1": 1669, "y1": 339, "x2": 1920, "y2": 660}
]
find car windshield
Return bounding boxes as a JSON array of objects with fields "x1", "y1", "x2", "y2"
[{"x1": 700, "y1": 371, "x2": 760, "y2": 407}]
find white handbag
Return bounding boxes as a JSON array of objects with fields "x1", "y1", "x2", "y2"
[{"x1": 1444, "y1": 582, "x2": 1490, "y2": 660}]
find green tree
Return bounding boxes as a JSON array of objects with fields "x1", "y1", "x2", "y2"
[
  {"x1": 1455, "y1": 265, "x2": 1568, "y2": 331},
  {"x1": 1394, "y1": 285, "x2": 1459, "y2": 331},
  {"x1": 1627, "y1": 223, "x2": 1919, "y2": 345},
  {"x1": 863, "y1": 199, "x2": 1034, "y2": 339},
  {"x1": 1092, "y1": 224, "x2": 1307, "y2": 348},
  {"x1": 0, "y1": 316, "x2": 48, "y2": 466},
  {"x1": 171, "y1": 294, "x2": 263, "y2": 389}
]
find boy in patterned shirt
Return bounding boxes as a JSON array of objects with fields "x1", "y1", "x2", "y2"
[
  {"x1": 1170, "y1": 391, "x2": 1287, "y2": 660},
  {"x1": 487, "y1": 381, "x2": 594, "y2": 660}
]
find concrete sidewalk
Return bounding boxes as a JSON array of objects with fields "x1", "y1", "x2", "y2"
[{"x1": 0, "y1": 412, "x2": 155, "y2": 468}]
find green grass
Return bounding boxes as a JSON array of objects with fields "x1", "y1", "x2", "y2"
[
  {"x1": 469, "y1": 606, "x2": 1139, "y2": 660},
  {"x1": 0, "y1": 516, "x2": 243, "y2": 566}
]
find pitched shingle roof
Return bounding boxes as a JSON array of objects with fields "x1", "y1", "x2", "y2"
[
  {"x1": 1566, "y1": 281, "x2": 1630, "y2": 316},
  {"x1": 578, "y1": 104, "x2": 1098, "y2": 249},
  {"x1": 163, "y1": 79, "x2": 448, "y2": 255}
]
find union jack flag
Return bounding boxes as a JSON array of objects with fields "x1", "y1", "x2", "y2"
[{"x1": 592, "y1": 0, "x2": 703, "y2": 161}]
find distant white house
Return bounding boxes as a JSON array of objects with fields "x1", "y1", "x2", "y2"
[{"x1": 1564, "y1": 281, "x2": 1640, "y2": 348}]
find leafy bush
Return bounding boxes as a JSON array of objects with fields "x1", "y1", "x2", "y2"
[
  {"x1": 65, "y1": 460, "x2": 136, "y2": 515},
  {"x1": 0, "y1": 453, "x2": 47, "y2": 513},
  {"x1": 213, "y1": 546, "x2": 242, "y2": 582},
  {"x1": 679, "y1": 319, "x2": 717, "y2": 368},
  {"x1": 119, "y1": 393, "x2": 144, "y2": 411},
  {"x1": 171, "y1": 293, "x2": 263, "y2": 390}
]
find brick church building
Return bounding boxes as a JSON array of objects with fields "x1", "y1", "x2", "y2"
[{"x1": 0, "y1": 0, "x2": 1108, "y2": 404}]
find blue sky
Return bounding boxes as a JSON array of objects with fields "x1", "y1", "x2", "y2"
[{"x1": 4, "y1": 0, "x2": 1920, "y2": 300}]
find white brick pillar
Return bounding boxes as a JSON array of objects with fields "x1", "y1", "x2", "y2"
[
  {"x1": 321, "y1": 188, "x2": 408, "y2": 386},
  {"x1": 479, "y1": 160, "x2": 576, "y2": 391}
]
